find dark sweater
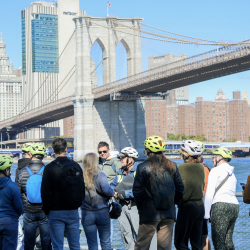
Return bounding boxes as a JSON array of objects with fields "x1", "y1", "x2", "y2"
[
  {"x1": 81, "y1": 172, "x2": 114, "y2": 211},
  {"x1": 178, "y1": 162, "x2": 205, "y2": 207},
  {"x1": 0, "y1": 177, "x2": 23, "y2": 218},
  {"x1": 41, "y1": 157, "x2": 81, "y2": 215}
]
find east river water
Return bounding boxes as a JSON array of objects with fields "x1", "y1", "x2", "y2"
[{"x1": 11, "y1": 158, "x2": 250, "y2": 249}]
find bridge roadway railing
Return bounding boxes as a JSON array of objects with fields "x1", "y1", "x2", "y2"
[
  {"x1": 0, "y1": 96, "x2": 73, "y2": 130},
  {"x1": 92, "y1": 43, "x2": 250, "y2": 98}
]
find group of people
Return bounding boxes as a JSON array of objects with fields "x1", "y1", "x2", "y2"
[{"x1": 0, "y1": 135, "x2": 242, "y2": 250}]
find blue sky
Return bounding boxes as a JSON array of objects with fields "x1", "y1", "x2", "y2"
[{"x1": 1, "y1": 0, "x2": 250, "y2": 103}]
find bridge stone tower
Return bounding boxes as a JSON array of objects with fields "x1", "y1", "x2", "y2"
[{"x1": 73, "y1": 14, "x2": 146, "y2": 161}]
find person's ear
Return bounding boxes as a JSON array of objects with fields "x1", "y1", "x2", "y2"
[{"x1": 52, "y1": 148, "x2": 55, "y2": 153}]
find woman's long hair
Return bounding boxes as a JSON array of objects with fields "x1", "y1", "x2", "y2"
[
  {"x1": 180, "y1": 149, "x2": 200, "y2": 163},
  {"x1": 83, "y1": 153, "x2": 99, "y2": 190},
  {"x1": 146, "y1": 150, "x2": 176, "y2": 177}
]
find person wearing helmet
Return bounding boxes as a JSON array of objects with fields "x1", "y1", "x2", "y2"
[
  {"x1": 110, "y1": 147, "x2": 140, "y2": 250},
  {"x1": 0, "y1": 155, "x2": 23, "y2": 250},
  {"x1": 205, "y1": 148, "x2": 239, "y2": 250},
  {"x1": 133, "y1": 136, "x2": 184, "y2": 250},
  {"x1": 18, "y1": 143, "x2": 52, "y2": 250},
  {"x1": 196, "y1": 141, "x2": 211, "y2": 250},
  {"x1": 174, "y1": 140, "x2": 205, "y2": 250},
  {"x1": 15, "y1": 143, "x2": 33, "y2": 183}
]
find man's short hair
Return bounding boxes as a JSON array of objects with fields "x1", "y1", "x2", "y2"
[
  {"x1": 52, "y1": 138, "x2": 67, "y2": 155},
  {"x1": 98, "y1": 141, "x2": 109, "y2": 150}
]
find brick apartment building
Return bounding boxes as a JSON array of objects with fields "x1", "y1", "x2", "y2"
[
  {"x1": 63, "y1": 116, "x2": 74, "y2": 138},
  {"x1": 145, "y1": 90, "x2": 250, "y2": 142}
]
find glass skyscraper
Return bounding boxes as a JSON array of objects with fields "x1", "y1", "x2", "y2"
[
  {"x1": 22, "y1": 12, "x2": 58, "y2": 75},
  {"x1": 31, "y1": 14, "x2": 58, "y2": 73}
]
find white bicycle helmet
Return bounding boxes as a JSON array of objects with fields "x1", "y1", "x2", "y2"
[
  {"x1": 119, "y1": 147, "x2": 139, "y2": 160},
  {"x1": 181, "y1": 140, "x2": 202, "y2": 156}
]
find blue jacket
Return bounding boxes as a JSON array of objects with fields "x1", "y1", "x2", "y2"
[
  {"x1": 81, "y1": 172, "x2": 115, "y2": 211},
  {"x1": 110, "y1": 162, "x2": 138, "y2": 199},
  {"x1": 0, "y1": 177, "x2": 23, "y2": 219}
]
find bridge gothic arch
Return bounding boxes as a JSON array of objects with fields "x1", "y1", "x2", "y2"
[{"x1": 74, "y1": 15, "x2": 143, "y2": 92}]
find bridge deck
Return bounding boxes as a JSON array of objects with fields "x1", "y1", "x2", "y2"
[{"x1": 1, "y1": 44, "x2": 250, "y2": 132}]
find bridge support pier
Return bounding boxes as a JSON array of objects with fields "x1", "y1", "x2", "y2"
[{"x1": 73, "y1": 98, "x2": 147, "y2": 162}]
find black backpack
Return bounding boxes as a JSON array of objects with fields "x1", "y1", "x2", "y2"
[
  {"x1": 145, "y1": 162, "x2": 175, "y2": 210},
  {"x1": 54, "y1": 160, "x2": 85, "y2": 209}
]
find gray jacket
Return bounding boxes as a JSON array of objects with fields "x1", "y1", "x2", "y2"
[
  {"x1": 18, "y1": 160, "x2": 45, "y2": 214},
  {"x1": 98, "y1": 157, "x2": 122, "y2": 184}
]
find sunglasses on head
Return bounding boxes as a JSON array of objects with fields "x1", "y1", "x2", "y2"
[{"x1": 98, "y1": 150, "x2": 107, "y2": 154}]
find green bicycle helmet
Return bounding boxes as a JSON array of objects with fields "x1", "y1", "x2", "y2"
[
  {"x1": 213, "y1": 148, "x2": 232, "y2": 160},
  {"x1": 144, "y1": 135, "x2": 165, "y2": 153},
  {"x1": 196, "y1": 141, "x2": 205, "y2": 153},
  {"x1": 22, "y1": 143, "x2": 34, "y2": 153},
  {"x1": 0, "y1": 155, "x2": 13, "y2": 170},
  {"x1": 29, "y1": 144, "x2": 46, "y2": 156}
]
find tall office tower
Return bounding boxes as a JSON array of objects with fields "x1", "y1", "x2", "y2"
[
  {"x1": 0, "y1": 34, "x2": 22, "y2": 122},
  {"x1": 21, "y1": 0, "x2": 95, "y2": 139},
  {"x1": 148, "y1": 53, "x2": 189, "y2": 105}
]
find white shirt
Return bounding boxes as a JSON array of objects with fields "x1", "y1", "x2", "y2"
[{"x1": 204, "y1": 162, "x2": 238, "y2": 219}]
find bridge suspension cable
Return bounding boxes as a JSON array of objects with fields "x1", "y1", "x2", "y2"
[
  {"x1": 114, "y1": 21, "x2": 250, "y2": 46},
  {"x1": 91, "y1": 21, "x2": 249, "y2": 47},
  {"x1": 44, "y1": 65, "x2": 75, "y2": 104},
  {"x1": 8, "y1": 30, "x2": 76, "y2": 126},
  {"x1": 141, "y1": 22, "x2": 221, "y2": 43}
]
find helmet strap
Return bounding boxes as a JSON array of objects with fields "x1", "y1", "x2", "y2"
[
  {"x1": 215, "y1": 156, "x2": 223, "y2": 167},
  {"x1": 2, "y1": 168, "x2": 11, "y2": 178}
]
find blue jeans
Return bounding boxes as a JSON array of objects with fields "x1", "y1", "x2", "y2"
[
  {"x1": 48, "y1": 210, "x2": 80, "y2": 250},
  {"x1": 0, "y1": 217, "x2": 18, "y2": 250},
  {"x1": 81, "y1": 208, "x2": 112, "y2": 250},
  {"x1": 23, "y1": 212, "x2": 51, "y2": 250}
]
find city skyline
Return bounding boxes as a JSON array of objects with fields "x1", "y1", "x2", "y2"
[{"x1": 0, "y1": 0, "x2": 250, "y2": 104}]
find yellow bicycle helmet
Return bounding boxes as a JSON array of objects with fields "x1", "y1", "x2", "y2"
[
  {"x1": 29, "y1": 144, "x2": 46, "y2": 156},
  {"x1": 0, "y1": 155, "x2": 13, "y2": 170},
  {"x1": 22, "y1": 143, "x2": 34, "y2": 153},
  {"x1": 144, "y1": 135, "x2": 165, "y2": 153},
  {"x1": 213, "y1": 148, "x2": 232, "y2": 160}
]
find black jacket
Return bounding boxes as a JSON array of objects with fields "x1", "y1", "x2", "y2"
[
  {"x1": 41, "y1": 157, "x2": 80, "y2": 215},
  {"x1": 133, "y1": 161, "x2": 184, "y2": 224},
  {"x1": 18, "y1": 160, "x2": 45, "y2": 214},
  {"x1": 15, "y1": 158, "x2": 31, "y2": 183}
]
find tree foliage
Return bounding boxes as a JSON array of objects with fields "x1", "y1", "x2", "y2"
[
  {"x1": 167, "y1": 133, "x2": 207, "y2": 141},
  {"x1": 222, "y1": 138, "x2": 237, "y2": 142}
]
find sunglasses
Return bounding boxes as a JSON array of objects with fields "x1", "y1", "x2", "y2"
[
  {"x1": 98, "y1": 150, "x2": 107, "y2": 154},
  {"x1": 117, "y1": 155, "x2": 126, "y2": 160}
]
